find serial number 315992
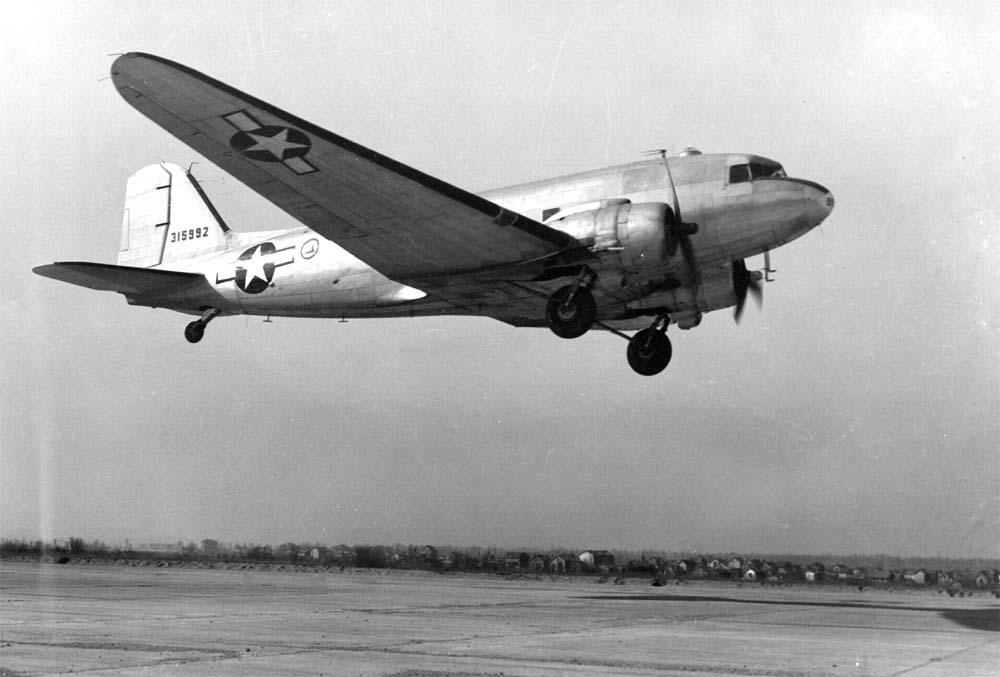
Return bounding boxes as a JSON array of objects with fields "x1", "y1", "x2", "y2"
[{"x1": 170, "y1": 227, "x2": 210, "y2": 242}]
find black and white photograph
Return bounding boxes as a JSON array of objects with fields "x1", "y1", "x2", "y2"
[{"x1": 2, "y1": 2, "x2": 997, "y2": 674}]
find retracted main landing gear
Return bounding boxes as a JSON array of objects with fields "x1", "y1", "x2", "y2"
[
  {"x1": 184, "y1": 308, "x2": 220, "y2": 344},
  {"x1": 627, "y1": 314, "x2": 673, "y2": 376},
  {"x1": 546, "y1": 268, "x2": 597, "y2": 339}
]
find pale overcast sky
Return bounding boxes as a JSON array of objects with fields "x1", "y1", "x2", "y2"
[{"x1": 2, "y1": 2, "x2": 997, "y2": 557}]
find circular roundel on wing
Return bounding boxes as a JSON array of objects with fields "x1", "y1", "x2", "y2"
[
  {"x1": 229, "y1": 126, "x2": 311, "y2": 163},
  {"x1": 236, "y1": 242, "x2": 277, "y2": 294}
]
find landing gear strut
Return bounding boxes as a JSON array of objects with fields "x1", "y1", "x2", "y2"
[
  {"x1": 184, "y1": 308, "x2": 220, "y2": 344},
  {"x1": 546, "y1": 269, "x2": 597, "y2": 339},
  {"x1": 627, "y1": 315, "x2": 672, "y2": 376}
]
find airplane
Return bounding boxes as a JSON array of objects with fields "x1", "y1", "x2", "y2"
[{"x1": 34, "y1": 52, "x2": 834, "y2": 376}]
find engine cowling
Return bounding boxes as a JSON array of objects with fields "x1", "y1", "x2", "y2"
[
  {"x1": 617, "y1": 202, "x2": 672, "y2": 270},
  {"x1": 549, "y1": 201, "x2": 674, "y2": 271},
  {"x1": 628, "y1": 262, "x2": 738, "y2": 321}
]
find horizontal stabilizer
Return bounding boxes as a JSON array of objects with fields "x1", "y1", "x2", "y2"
[{"x1": 33, "y1": 262, "x2": 204, "y2": 296}]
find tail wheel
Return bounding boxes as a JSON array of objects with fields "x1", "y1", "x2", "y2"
[
  {"x1": 546, "y1": 285, "x2": 596, "y2": 339},
  {"x1": 184, "y1": 320, "x2": 206, "y2": 344},
  {"x1": 184, "y1": 308, "x2": 220, "y2": 344},
  {"x1": 627, "y1": 329, "x2": 672, "y2": 376}
]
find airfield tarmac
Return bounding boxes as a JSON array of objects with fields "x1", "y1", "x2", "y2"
[{"x1": 1, "y1": 561, "x2": 997, "y2": 676}]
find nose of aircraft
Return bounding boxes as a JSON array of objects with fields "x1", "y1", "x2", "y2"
[{"x1": 803, "y1": 181, "x2": 834, "y2": 227}]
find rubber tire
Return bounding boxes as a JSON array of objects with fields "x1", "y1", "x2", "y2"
[
  {"x1": 546, "y1": 286, "x2": 597, "y2": 339},
  {"x1": 184, "y1": 321, "x2": 205, "y2": 344},
  {"x1": 627, "y1": 329, "x2": 672, "y2": 376}
]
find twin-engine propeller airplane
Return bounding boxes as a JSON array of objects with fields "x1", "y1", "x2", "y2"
[{"x1": 34, "y1": 52, "x2": 834, "y2": 376}]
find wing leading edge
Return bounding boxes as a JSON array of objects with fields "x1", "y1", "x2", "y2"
[{"x1": 110, "y1": 53, "x2": 577, "y2": 285}]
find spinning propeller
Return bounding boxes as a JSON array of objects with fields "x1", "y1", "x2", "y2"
[
  {"x1": 732, "y1": 258, "x2": 764, "y2": 323},
  {"x1": 648, "y1": 149, "x2": 699, "y2": 284}
]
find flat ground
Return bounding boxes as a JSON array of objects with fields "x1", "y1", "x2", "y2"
[{"x1": 1, "y1": 561, "x2": 997, "y2": 676}]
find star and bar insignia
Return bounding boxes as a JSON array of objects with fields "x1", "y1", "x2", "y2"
[
  {"x1": 223, "y1": 110, "x2": 317, "y2": 175},
  {"x1": 216, "y1": 242, "x2": 296, "y2": 294}
]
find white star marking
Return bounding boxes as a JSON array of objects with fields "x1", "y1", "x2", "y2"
[
  {"x1": 244, "y1": 128, "x2": 309, "y2": 161},
  {"x1": 241, "y1": 246, "x2": 270, "y2": 286}
]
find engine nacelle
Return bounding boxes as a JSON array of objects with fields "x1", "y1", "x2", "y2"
[
  {"x1": 617, "y1": 202, "x2": 672, "y2": 270},
  {"x1": 628, "y1": 262, "x2": 738, "y2": 319},
  {"x1": 549, "y1": 201, "x2": 673, "y2": 271}
]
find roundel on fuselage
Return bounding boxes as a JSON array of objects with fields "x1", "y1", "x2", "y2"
[{"x1": 235, "y1": 242, "x2": 278, "y2": 294}]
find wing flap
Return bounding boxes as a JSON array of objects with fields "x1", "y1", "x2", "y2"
[
  {"x1": 110, "y1": 53, "x2": 577, "y2": 281},
  {"x1": 33, "y1": 262, "x2": 204, "y2": 296}
]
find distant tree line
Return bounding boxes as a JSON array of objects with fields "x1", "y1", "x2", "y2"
[{"x1": 2, "y1": 539, "x2": 997, "y2": 589}]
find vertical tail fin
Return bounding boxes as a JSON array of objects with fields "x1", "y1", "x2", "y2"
[{"x1": 118, "y1": 163, "x2": 230, "y2": 268}]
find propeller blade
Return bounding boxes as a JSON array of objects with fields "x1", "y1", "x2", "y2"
[
  {"x1": 748, "y1": 277, "x2": 763, "y2": 308},
  {"x1": 732, "y1": 259, "x2": 762, "y2": 323},
  {"x1": 661, "y1": 209, "x2": 680, "y2": 258},
  {"x1": 678, "y1": 231, "x2": 698, "y2": 284},
  {"x1": 734, "y1": 293, "x2": 747, "y2": 323},
  {"x1": 661, "y1": 153, "x2": 700, "y2": 285}
]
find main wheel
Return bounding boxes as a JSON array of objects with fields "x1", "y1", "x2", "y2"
[
  {"x1": 546, "y1": 285, "x2": 596, "y2": 339},
  {"x1": 184, "y1": 321, "x2": 205, "y2": 344},
  {"x1": 627, "y1": 329, "x2": 672, "y2": 376}
]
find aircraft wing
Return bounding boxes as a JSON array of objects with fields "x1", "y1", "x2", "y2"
[
  {"x1": 33, "y1": 262, "x2": 204, "y2": 296},
  {"x1": 110, "y1": 53, "x2": 577, "y2": 284}
]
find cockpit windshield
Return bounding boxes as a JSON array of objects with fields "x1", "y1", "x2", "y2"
[{"x1": 728, "y1": 162, "x2": 786, "y2": 184}]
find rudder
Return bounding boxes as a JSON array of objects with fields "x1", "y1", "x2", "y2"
[{"x1": 118, "y1": 163, "x2": 230, "y2": 267}]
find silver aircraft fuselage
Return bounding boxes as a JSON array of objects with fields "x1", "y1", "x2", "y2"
[{"x1": 148, "y1": 151, "x2": 832, "y2": 328}]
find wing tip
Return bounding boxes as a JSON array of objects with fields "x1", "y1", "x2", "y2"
[
  {"x1": 110, "y1": 51, "x2": 169, "y2": 80},
  {"x1": 109, "y1": 51, "x2": 136, "y2": 73}
]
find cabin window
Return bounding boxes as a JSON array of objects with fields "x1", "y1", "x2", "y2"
[
  {"x1": 729, "y1": 164, "x2": 750, "y2": 184},
  {"x1": 542, "y1": 207, "x2": 561, "y2": 221},
  {"x1": 729, "y1": 162, "x2": 786, "y2": 184},
  {"x1": 749, "y1": 162, "x2": 786, "y2": 179}
]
